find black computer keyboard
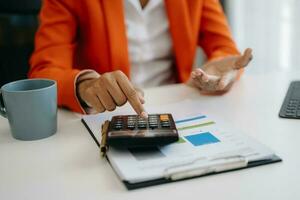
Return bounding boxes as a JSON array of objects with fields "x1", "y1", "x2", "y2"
[{"x1": 279, "y1": 81, "x2": 300, "y2": 119}]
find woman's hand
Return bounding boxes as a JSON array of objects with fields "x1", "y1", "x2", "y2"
[
  {"x1": 188, "y1": 48, "x2": 253, "y2": 94},
  {"x1": 77, "y1": 70, "x2": 148, "y2": 118}
]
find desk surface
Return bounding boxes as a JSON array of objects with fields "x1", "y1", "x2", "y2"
[{"x1": 1, "y1": 71, "x2": 300, "y2": 200}]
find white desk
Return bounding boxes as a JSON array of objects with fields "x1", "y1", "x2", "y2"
[{"x1": 1, "y1": 71, "x2": 300, "y2": 200}]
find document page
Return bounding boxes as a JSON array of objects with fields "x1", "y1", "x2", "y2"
[{"x1": 82, "y1": 100, "x2": 276, "y2": 184}]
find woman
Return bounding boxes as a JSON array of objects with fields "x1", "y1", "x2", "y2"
[{"x1": 29, "y1": 0, "x2": 252, "y2": 117}]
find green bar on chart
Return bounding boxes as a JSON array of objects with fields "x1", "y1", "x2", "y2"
[{"x1": 177, "y1": 121, "x2": 215, "y2": 131}]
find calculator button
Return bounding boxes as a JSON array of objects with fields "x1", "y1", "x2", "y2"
[
  {"x1": 138, "y1": 124, "x2": 147, "y2": 129},
  {"x1": 160, "y1": 119, "x2": 169, "y2": 122},
  {"x1": 127, "y1": 125, "x2": 135, "y2": 130},
  {"x1": 161, "y1": 122, "x2": 170, "y2": 127},
  {"x1": 127, "y1": 120, "x2": 135, "y2": 124},
  {"x1": 149, "y1": 122, "x2": 158, "y2": 126},
  {"x1": 114, "y1": 125, "x2": 123, "y2": 130},
  {"x1": 160, "y1": 114, "x2": 169, "y2": 121},
  {"x1": 149, "y1": 124, "x2": 158, "y2": 129},
  {"x1": 161, "y1": 124, "x2": 170, "y2": 128},
  {"x1": 149, "y1": 117, "x2": 158, "y2": 121}
]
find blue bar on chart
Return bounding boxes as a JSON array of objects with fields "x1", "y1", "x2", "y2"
[
  {"x1": 175, "y1": 115, "x2": 206, "y2": 124},
  {"x1": 185, "y1": 132, "x2": 220, "y2": 146}
]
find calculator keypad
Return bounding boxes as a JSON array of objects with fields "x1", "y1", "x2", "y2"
[
  {"x1": 113, "y1": 117, "x2": 123, "y2": 130},
  {"x1": 127, "y1": 116, "x2": 136, "y2": 129},
  {"x1": 107, "y1": 114, "x2": 178, "y2": 147},
  {"x1": 111, "y1": 114, "x2": 174, "y2": 131}
]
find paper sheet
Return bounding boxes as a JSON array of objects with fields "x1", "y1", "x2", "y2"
[{"x1": 82, "y1": 100, "x2": 276, "y2": 184}]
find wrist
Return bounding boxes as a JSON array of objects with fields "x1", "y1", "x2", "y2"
[
  {"x1": 75, "y1": 70, "x2": 100, "y2": 109},
  {"x1": 76, "y1": 80, "x2": 90, "y2": 108}
]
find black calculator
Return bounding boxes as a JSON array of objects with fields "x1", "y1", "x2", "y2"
[
  {"x1": 279, "y1": 81, "x2": 300, "y2": 119},
  {"x1": 105, "y1": 114, "x2": 179, "y2": 147}
]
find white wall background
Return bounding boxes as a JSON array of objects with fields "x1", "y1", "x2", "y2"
[{"x1": 226, "y1": 0, "x2": 300, "y2": 74}]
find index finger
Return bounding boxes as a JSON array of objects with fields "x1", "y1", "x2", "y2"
[
  {"x1": 116, "y1": 74, "x2": 148, "y2": 118},
  {"x1": 234, "y1": 48, "x2": 253, "y2": 69}
]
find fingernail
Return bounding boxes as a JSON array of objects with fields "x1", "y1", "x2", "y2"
[
  {"x1": 141, "y1": 111, "x2": 148, "y2": 119},
  {"x1": 202, "y1": 76, "x2": 209, "y2": 82},
  {"x1": 195, "y1": 71, "x2": 201, "y2": 76},
  {"x1": 217, "y1": 85, "x2": 223, "y2": 90},
  {"x1": 140, "y1": 98, "x2": 145, "y2": 104},
  {"x1": 196, "y1": 68, "x2": 203, "y2": 73}
]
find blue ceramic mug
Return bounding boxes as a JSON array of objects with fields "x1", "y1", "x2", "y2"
[{"x1": 0, "y1": 79, "x2": 57, "y2": 140}]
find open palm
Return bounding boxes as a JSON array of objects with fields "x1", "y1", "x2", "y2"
[{"x1": 189, "y1": 48, "x2": 253, "y2": 93}]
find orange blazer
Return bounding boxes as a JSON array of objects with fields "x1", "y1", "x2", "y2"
[{"x1": 29, "y1": 0, "x2": 239, "y2": 113}]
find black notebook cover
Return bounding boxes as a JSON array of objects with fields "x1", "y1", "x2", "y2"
[{"x1": 122, "y1": 155, "x2": 282, "y2": 190}]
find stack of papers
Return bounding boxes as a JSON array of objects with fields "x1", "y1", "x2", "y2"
[{"x1": 82, "y1": 100, "x2": 281, "y2": 189}]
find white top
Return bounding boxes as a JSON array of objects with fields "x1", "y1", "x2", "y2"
[
  {"x1": 125, "y1": 0, "x2": 175, "y2": 88},
  {"x1": 77, "y1": 0, "x2": 175, "y2": 88}
]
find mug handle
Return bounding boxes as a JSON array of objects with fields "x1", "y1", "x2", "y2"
[{"x1": 0, "y1": 90, "x2": 7, "y2": 118}]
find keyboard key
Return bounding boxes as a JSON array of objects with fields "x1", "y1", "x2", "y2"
[{"x1": 285, "y1": 113, "x2": 296, "y2": 117}]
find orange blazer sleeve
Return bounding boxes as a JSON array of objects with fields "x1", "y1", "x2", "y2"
[
  {"x1": 28, "y1": 0, "x2": 83, "y2": 113},
  {"x1": 199, "y1": 0, "x2": 240, "y2": 61}
]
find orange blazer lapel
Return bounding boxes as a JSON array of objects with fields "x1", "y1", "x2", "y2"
[
  {"x1": 101, "y1": 0, "x2": 130, "y2": 77},
  {"x1": 164, "y1": 0, "x2": 199, "y2": 82}
]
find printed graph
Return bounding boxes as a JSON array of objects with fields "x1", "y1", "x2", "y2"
[
  {"x1": 185, "y1": 132, "x2": 220, "y2": 146},
  {"x1": 175, "y1": 115, "x2": 220, "y2": 147}
]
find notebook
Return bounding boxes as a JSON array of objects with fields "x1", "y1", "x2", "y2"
[{"x1": 82, "y1": 100, "x2": 282, "y2": 190}]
